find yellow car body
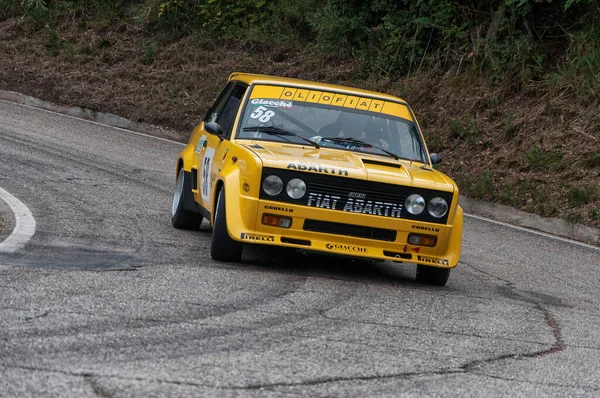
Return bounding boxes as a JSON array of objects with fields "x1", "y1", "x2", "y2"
[{"x1": 172, "y1": 73, "x2": 463, "y2": 285}]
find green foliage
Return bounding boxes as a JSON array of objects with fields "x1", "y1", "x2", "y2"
[
  {"x1": 568, "y1": 185, "x2": 598, "y2": 206},
  {"x1": 525, "y1": 146, "x2": 568, "y2": 172},
  {"x1": 464, "y1": 170, "x2": 495, "y2": 198},
  {"x1": 141, "y1": 41, "x2": 156, "y2": 65},
  {"x1": 548, "y1": 19, "x2": 600, "y2": 103},
  {"x1": 448, "y1": 116, "x2": 479, "y2": 143},
  {"x1": 23, "y1": 0, "x2": 52, "y2": 25},
  {"x1": 582, "y1": 152, "x2": 600, "y2": 169},
  {"x1": 152, "y1": 0, "x2": 268, "y2": 39},
  {"x1": 503, "y1": 114, "x2": 518, "y2": 139},
  {"x1": 4, "y1": 0, "x2": 599, "y2": 90},
  {"x1": 306, "y1": 1, "x2": 368, "y2": 59},
  {"x1": 0, "y1": 0, "x2": 20, "y2": 20},
  {"x1": 44, "y1": 29, "x2": 61, "y2": 57},
  {"x1": 255, "y1": 0, "x2": 319, "y2": 43},
  {"x1": 56, "y1": 0, "x2": 128, "y2": 20}
]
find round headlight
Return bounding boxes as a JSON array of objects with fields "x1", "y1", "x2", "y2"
[
  {"x1": 286, "y1": 178, "x2": 306, "y2": 199},
  {"x1": 262, "y1": 175, "x2": 283, "y2": 196},
  {"x1": 405, "y1": 194, "x2": 425, "y2": 215},
  {"x1": 428, "y1": 197, "x2": 448, "y2": 218}
]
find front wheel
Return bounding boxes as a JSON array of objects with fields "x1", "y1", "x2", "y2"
[
  {"x1": 415, "y1": 264, "x2": 450, "y2": 286},
  {"x1": 171, "y1": 168, "x2": 202, "y2": 230},
  {"x1": 210, "y1": 188, "x2": 243, "y2": 262}
]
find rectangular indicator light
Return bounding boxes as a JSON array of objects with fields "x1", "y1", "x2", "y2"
[
  {"x1": 407, "y1": 233, "x2": 437, "y2": 247},
  {"x1": 262, "y1": 214, "x2": 292, "y2": 228}
]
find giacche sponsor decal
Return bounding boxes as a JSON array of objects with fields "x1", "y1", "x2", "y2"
[
  {"x1": 287, "y1": 162, "x2": 349, "y2": 176},
  {"x1": 417, "y1": 255, "x2": 449, "y2": 266},
  {"x1": 250, "y1": 99, "x2": 292, "y2": 108},
  {"x1": 307, "y1": 193, "x2": 403, "y2": 218},
  {"x1": 325, "y1": 243, "x2": 368, "y2": 254},
  {"x1": 241, "y1": 233, "x2": 275, "y2": 242}
]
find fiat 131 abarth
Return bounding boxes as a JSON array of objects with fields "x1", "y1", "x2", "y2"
[{"x1": 171, "y1": 73, "x2": 463, "y2": 286}]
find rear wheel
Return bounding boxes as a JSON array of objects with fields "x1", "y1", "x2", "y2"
[
  {"x1": 171, "y1": 168, "x2": 202, "y2": 230},
  {"x1": 210, "y1": 188, "x2": 243, "y2": 262},
  {"x1": 415, "y1": 265, "x2": 450, "y2": 286}
]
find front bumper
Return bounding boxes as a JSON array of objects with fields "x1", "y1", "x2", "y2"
[{"x1": 225, "y1": 194, "x2": 462, "y2": 268}]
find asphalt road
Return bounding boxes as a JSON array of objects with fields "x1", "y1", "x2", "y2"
[{"x1": 1, "y1": 100, "x2": 599, "y2": 397}]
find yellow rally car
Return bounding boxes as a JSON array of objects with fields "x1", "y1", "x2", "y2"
[{"x1": 171, "y1": 73, "x2": 463, "y2": 286}]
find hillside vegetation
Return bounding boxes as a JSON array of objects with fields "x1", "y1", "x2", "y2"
[{"x1": 1, "y1": 0, "x2": 599, "y2": 228}]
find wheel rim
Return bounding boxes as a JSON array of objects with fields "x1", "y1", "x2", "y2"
[
  {"x1": 215, "y1": 190, "x2": 222, "y2": 223},
  {"x1": 172, "y1": 169, "x2": 184, "y2": 217}
]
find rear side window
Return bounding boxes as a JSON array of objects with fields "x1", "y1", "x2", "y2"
[
  {"x1": 216, "y1": 85, "x2": 246, "y2": 139},
  {"x1": 204, "y1": 83, "x2": 234, "y2": 123}
]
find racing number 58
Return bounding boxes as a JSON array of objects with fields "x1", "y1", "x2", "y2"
[{"x1": 250, "y1": 106, "x2": 275, "y2": 123}]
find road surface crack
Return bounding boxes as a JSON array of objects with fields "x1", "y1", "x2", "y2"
[
  {"x1": 460, "y1": 261, "x2": 566, "y2": 372},
  {"x1": 232, "y1": 369, "x2": 464, "y2": 390},
  {"x1": 24, "y1": 310, "x2": 50, "y2": 321},
  {"x1": 83, "y1": 374, "x2": 112, "y2": 398}
]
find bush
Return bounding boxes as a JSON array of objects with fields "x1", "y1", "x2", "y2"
[
  {"x1": 0, "y1": 0, "x2": 20, "y2": 21},
  {"x1": 4, "y1": 0, "x2": 599, "y2": 85},
  {"x1": 151, "y1": 0, "x2": 268, "y2": 39}
]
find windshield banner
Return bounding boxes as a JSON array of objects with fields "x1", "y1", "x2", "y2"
[{"x1": 250, "y1": 85, "x2": 412, "y2": 121}]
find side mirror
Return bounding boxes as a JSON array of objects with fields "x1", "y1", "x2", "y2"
[
  {"x1": 430, "y1": 153, "x2": 441, "y2": 166},
  {"x1": 204, "y1": 122, "x2": 224, "y2": 140}
]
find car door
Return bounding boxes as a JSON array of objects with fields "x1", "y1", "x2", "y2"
[{"x1": 196, "y1": 83, "x2": 247, "y2": 213}]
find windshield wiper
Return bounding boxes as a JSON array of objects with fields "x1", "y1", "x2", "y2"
[
  {"x1": 320, "y1": 137, "x2": 399, "y2": 160},
  {"x1": 242, "y1": 126, "x2": 320, "y2": 148}
]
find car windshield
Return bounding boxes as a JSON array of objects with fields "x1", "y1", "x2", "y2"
[{"x1": 236, "y1": 85, "x2": 427, "y2": 162}]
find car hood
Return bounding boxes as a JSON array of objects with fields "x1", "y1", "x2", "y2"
[{"x1": 242, "y1": 142, "x2": 455, "y2": 191}]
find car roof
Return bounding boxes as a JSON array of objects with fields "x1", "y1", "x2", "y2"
[{"x1": 228, "y1": 72, "x2": 408, "y2": 104}]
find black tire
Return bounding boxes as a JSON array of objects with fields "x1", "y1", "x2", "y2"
[
  {"x1": 415, "y1": 264, "x2": 450, "y2": 286},
  {"x1": 210, "y1": 188, "x2": 243, "y2": 262},
  {"x1": 171, "y1": 168, "x2": 202, "y2": 230}
]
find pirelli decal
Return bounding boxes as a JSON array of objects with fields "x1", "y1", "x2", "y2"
[
  {"x1": 241, "y1": 233, "x2": 274, "y2": 242},
  {"x1": 250, "y1": 85, "x2": 412, "y2": 121},
  {"x1": 417, "y1": 255, "x2": 449, "y2": 266}
]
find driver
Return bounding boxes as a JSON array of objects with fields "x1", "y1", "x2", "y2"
[{"x1": 319, "y1": 111, "x2": 391, "y2": 150}]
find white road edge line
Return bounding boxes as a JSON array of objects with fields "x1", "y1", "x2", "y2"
[
  {"x1": 2, "y1": 98, "x2": 597, "y2": 250},
  {"x1": 465, "y1": 213, "x2": 599, "y2": 251},
  {"x1": 0, "y1": 186, "x2": 36, "y2": 253}
]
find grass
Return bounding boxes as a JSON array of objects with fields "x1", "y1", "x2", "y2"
[
  {"x1": 44, "y1": 29, "x2": 61, "y2": 57},
  {"x1": 462, "y1": 170, "x2": 495, "y2": 199},
  {"x1": 568, "y1": 185, "x2": 598, "y2": 207},
  {"x1": 525, "y1": 146, "x2": 568, "y2": 172},
  {"x1": 583, "y1": 152, "x2": 600, "y2": 169},
  {"x1": 141, "y1": 42, "x2": 156, "y2": 66},
  {"x1": 448, "y1": 116, "x2": 479, "y2": 144},
  {"x1": 503, "y1": 113, "x2": 518, "y2": 139}
]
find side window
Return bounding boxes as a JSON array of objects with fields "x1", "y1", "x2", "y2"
[
  {"x1": 216, "y1": 85, "x2": 247, "y2": 140},
  {"x1": 204, "y1": 83, "x2": 235, "y2": 123}
]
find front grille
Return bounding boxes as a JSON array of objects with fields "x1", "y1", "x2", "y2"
[
  {"x1": 303, "y1": 219, "x2": 397, "y2": 242},
  {"x1": 260, "y1": 167, "x2": 453, "y2": 224}
]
